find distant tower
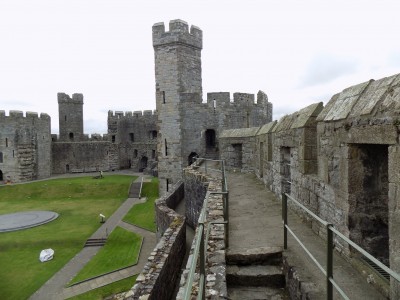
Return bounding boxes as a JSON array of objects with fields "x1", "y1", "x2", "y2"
[
  {"x1": 153, "y1": 20, "x2": 203, "y2": 194},
  {"x1": 58, "y1": 93, "x2": 84, "y2": 142}
]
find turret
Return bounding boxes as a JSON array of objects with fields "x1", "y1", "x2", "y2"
[{"x1": 58, "y1": 93, "x2": 84, "y2": 142}]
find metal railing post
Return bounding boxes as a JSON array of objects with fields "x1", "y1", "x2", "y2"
[
  {"x1": 225, "y1": 192, "x2": 229, "y2": 248},
  {"x1": 200, "y1": 224, "x2": 206, "y2": 300},
  {"x1": 327, "y1": 223, "x2": 333, "y2": 300},
  {"x1": 282, "y1": 193, "x2": 288, "y2": 250}
]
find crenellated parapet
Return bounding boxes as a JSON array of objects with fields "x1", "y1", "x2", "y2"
[
  {"x1": 206, "y1": 91, "x2": 272, "y2": 108},
  {"x1": 152, "y1": 19, "x2": 202, "y2": 49},
  {"x1": 107, "y1": 110, "x2": 157, "y2": 119},
  {"x1": 0, "y1": 110, "x2": 51, "y2": 121},
  {"x1": 57, "y1": 92, "x2": 84, "y2": 104}
]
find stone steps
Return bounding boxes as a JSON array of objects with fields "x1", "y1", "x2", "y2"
[
  {"x1": 227, "y1": 286, "x2": 289, "y2": 300},
  {"x1": 226, "y1": 264, "x2": 285, "y2": 288},
  {"x1": 226, "y1": 246, "x2": 283, "y2": 266},
  {"x1": 129, "y1": 182, "x2": 141, "y2": 198},
  {"x1": 84, "y1": 238, "x2": 106, "y2": 247},
  {"x1": 226, "y1": 247, "x2": 288, "y2": 298}
]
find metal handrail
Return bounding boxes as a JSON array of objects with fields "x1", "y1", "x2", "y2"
[
  {"x1": 282, "y1": 192, "x2": 400, "y2": 300},
  {"x1": 138, "y1": 176, "x2": 144, "y2": 199},
  {"x1": 183, "y1": 158, "x2": 229, "y2": 300}
]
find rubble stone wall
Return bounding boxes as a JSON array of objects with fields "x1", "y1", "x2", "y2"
[{"x1": 127, "y1": 181, "x2": 186, "y2": 300}]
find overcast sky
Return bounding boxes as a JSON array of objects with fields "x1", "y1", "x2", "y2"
[{"x1": 1, "y1": 0, "x2": 400, "y2": 134}]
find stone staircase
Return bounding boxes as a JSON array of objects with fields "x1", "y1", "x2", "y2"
[
  {"x1": 129, "y1": 181, "x2": 141, "y2": 198},
  {"x1": 226, "y1": 246, "x2": 289, "y2": 299},
  {"x1": 84, "y1": 238, "x2": 106, "y2": 247}
]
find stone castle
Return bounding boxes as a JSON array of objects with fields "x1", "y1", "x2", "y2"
[
  {"x1": 0, "y1": 19, "x2": 272, "y2": 192},
  {"x1": 1, "y1": 19, "x2": 400, "y2": 298}
]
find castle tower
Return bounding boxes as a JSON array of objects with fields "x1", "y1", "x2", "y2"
[
  {"x1": 58, "y1": 93, "x2": 84, "y2": 142},
  {"x1": 153, "y1": 20, "x2": 203, "y2": 194}
]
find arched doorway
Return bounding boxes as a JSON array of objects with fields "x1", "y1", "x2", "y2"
[
  {"x1": 188, "y1": 152, "x2": 198, "y2": 165},
  {"x1": 0, "y1": 170, "x2": 3, "y2": 181},
  {"x1": 139, "y1": 156, "x2": 148, "y2": 172}
]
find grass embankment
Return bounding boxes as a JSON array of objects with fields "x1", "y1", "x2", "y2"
[
  {"x1": 69, "y1": 226, "x2": 142, "y2": 285},
  {"x1": 0, "y1": 175, "x2": 135, "y2": 300},
  {"x1": 67, "y1": 275, "x2": 137, "y2": 300},
  {"x1": 123, "y1": 178, "x2": 159, "y2": 232}
]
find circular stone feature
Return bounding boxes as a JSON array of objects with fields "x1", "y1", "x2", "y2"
[{"x1": 0, "y1": 211, "x2": 59, "y2": 232}]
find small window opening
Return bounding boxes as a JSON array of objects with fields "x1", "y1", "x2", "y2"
[
  {"x1": 0, "y1": 170, "x2": 3, "y2": 181},
  {"x1": 69, "y1": 132, "x2": 74, "y2": 141},
  {"x1": 65, "y1": 115, "x2": 67, "y2": 121},
  {"x1": 12, "y1": 150, "x2": 14, "y2": 158},
  {"x1": 6, "y1": 138, "x2": 8, "y2": 147},
  {"x1": 166, "y1": 179, "x2": 169, "y2": 192},
  {"x1": 165, "y1": 139, "x2": 168, "y2": 156},
  {"x1": 134, "y1": 149, "x2": 138, "y2": 158},
  {"x1": 162, "y1": 91, "x2": 166, "y2": 104},
  {"x1": 152, "y1": 150, "x2": 156, "y2": 159},
  {"x1": 66, "y1": 164, "x2": 70, "y2": 173},
  {"x1": 112, "y1": 135, "x2": 116, "y2": 143},
  {"x1": 151, "y1": 130, "x2": 157, "y2": 139},
  {"x1": 0, "y1": 152, "x2": 3, "y2": 163},
  {"x1": 129, "y1": 133, "x2": 134, "y2": 142}
]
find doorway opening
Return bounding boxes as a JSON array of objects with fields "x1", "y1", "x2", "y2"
[{"x1": 348, "y1": 144, "x2": 389, "y2": 266}]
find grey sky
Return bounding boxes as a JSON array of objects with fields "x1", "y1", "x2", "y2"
[{"x1": 1, "y1": 0, "x2": 400, "y2": 134}]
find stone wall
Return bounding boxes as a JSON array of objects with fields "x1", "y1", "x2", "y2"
[
  {"x1": 127, "y1": 181, "x2": 186, "y2": 300},
  {"x1": 184, "y1": 167, "x2": 209, "y2": 228},
  {"x1": 51, "y1": 141, "x2": 110, "y2": 174},
  {"x1": 0, "y1": 110, "x2": 51, "y2": 183},
  {"x1": 177, "y1": 165, "x2": 227, "y2": 299},
  {"x1": 250, "y1": 73, "x2": 400, "y2": 298}
]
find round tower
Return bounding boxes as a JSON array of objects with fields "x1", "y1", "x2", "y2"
[
  {"x1": 58, "y1": 93, "x2": 84, "y2": 142},
  {"x1": 153, "y1": 19, "x2": 203, "y2": 194}
]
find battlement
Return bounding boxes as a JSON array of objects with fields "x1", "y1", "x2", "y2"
[
  {"x1": 108, "y1": 110, "x2": 157, "y2": 118},
  {"x1": 57, "y1": 92, "x2": 84, "y2": 104},
  {"x1": 0, "y1": 110, "x2": 50, "y2": 120},
  {"x1": 152, "y1": 19, "x2": 202, "y2": 49},
  {"x1": 207, "y1": 92, "x2": 266, "y2": 107}
]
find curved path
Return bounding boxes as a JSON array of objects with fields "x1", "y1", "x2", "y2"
[{"x1": 29, "y1": 176, "x2": 156, "y2": 300}]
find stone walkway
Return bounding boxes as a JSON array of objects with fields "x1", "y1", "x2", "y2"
[
  {"x1": 227, "y1": 171, "x2": 386, "y2": 299},
  {"x1": 29, "y1": 176, "x2": 156, "y2": 300}
]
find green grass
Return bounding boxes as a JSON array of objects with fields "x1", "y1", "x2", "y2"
[
  {"x1": 0, "y1": 175, "x2": 136, "y2": 300},
  {"x1": 69, "y1": 226, "x2": 142, "y2": 285},
  {"x1": 123, "y1": 178, "x2": 159, "y2": 232},
  {"x1": 67, "y1": 275, "x2": 137, "y2": 300}
]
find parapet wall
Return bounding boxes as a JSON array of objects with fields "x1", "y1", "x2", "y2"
[
  {"x1": 152, "y1": 19, "x2": 202, "y2": 49},
  {"x1": 177, "y1": 165, "x2": 228, "y2": 299},
  {"x1": 127, "y1": 182, "x2": 186, "y2": 300}
]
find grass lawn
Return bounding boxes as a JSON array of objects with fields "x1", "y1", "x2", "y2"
[
  {"x1": 0, "y1": 175, "x2": 136, "y2": 300},
  {"x1": 69, "y1": 226, "x2": 142, "y2": 285},
  {"x1": 123, "y1": 178, "x2": 159, "y2": 232},
  {"x1": 67, "y1": 275, "x2": 137, "y2": 300}
]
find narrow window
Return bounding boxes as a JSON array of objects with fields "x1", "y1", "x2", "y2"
[
  {"x1": 112, "y1": 135, "x2": 116, "y2": 143},
  {"x1": 5, "y1": 138, "x2": 8, "y2": 147},
  {"x1": 134, "y1": 149, "x2": 138, "y2": 158},
  {"x1": 66, "y1": 164, "x2": 70, "y2": 172},
  {"x1": 165, "y1": 139, "x2": 168, "y2": 156},
  {"x1": 129, "y1": 133, "x2": 134, "y2": 142},
  {"x1": 166, "y1": 179, "x2": 169, "y2": 192},
  {"x1": 69, "y1": 132, "x2": 74, "y2": 141},
  {"x1": 65, "y1": 115, "x2": 67, "y2": 121},
  {"x1": 152, "y1": 150, "x2": 155, "y2": 159},
  {"x1": 162, "y1": 91, "x2": 166, "y2": 104},
  {"x1": 0, "y1": 152, "x2": 3, "y2": 163},
  {"x1": 12, "y1": 150, "x2": 14, "y2": 158}
]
